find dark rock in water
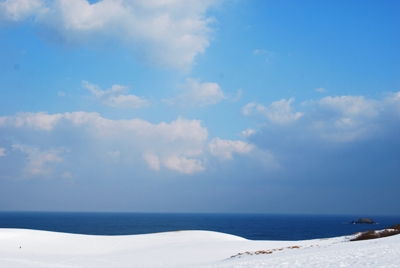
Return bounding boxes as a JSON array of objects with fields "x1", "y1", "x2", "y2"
[{"x1": 351, "y1": 218, "x2": 376, "y2": 224}]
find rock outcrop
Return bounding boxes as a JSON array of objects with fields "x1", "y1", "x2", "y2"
[{"x1": 351, "y1": 218, "x2": 376, "y2": 224}]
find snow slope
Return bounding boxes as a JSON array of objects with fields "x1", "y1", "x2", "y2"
[{"x1": 0, "y1": 228, "x2": 399, "y2": 267}]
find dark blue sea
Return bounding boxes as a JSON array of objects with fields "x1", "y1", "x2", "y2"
[{"x1": 1, "y1": 212, "x2": 399, "y2": 241}]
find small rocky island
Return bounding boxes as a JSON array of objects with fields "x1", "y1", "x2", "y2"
[{"x1": 351, "y1": 218, "x2": 376, "y2": 224}]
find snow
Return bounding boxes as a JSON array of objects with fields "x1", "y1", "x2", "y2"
[{"x1": 0, "y1": 228, "x2": 399, "y2": 267}]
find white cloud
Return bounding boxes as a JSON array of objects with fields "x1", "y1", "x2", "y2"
[
  {"x1": 240, "y1": 128, "x2": 256, "y2": 138},
  {"x1": 143, "y1": 153, "x2": 160, "y2": 171},
  {"x1": 241, "y1": 92, "x2": 400, "y2": 203},
  {"x1": 317, "y1": 95, "x2": 378, "y2": 118},
  {"x1": 383, "y1": 91, "x2": 400, "y2": 114},
  {"x1": 305, "y1": 95, "x2": 380, "y2": 143},
  {"x1": 208, "y1": 138, "x2": 254, "y2": 160},
  {"x1": 247, "y1": 92, "x2": 400, "y2": 144},
  {"x1": 315, "y1": 87, "x2": 327, "y2": 93},
  {"x1": 145, "y1": 151, "x2": 207, "y2": 174},
  {"x1": 242, "y1": 98, "x2": 303, "y2": 124},
  {"x1": 0, "y1": 147, "x2": 5, "y2": 156},
  {"x1": 162, "y1": 155, "x2": 204, "y2": 174},
  {"x1": 0, "y1": 0, "x2": 43, "y2": 22},
  {"x1": 0, "y1": 112, "x2": 63, "y2": 131},
  {"x1": 168, "y1": 78, "x2": 225, "y2": 107},
  {"x1": 253, "y1": 49, "x2": 274, "y2": 62},
  {"x1": 83, "y1": 81, "x2": 148, "y2": 109},
  {"x1": 1, "y1": 0, "x2": 217, "y2": 69},
  {"x1": 0, "y1": 112, "x2": 208, "y2": 174},
  {"x1": 230, "y1": 89, "x2": 243, "y2": 103},
  {"x1": 12, "y1": 144, "x2": 64, "y2": 178}
]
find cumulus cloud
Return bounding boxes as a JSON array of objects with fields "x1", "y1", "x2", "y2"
[
  {"x1": 0, "y1": 0, "x2": 43, "y2": 22},
  {"x1": 0, "y1": 0, "x2": 217, "y2": 69},
  {"x1": 238, "y1": 91, "x2": 400, "y2": 190},
  {"x1": 83, "y1": 81, "x2": 148, "y2": 109},
  {"x1": 241, "y1": 92, "x2": 400, "y2": 197},
  {"x1": 0, "y1": 112, "x2": 208, "y2": 175},
  {"x1": 144, "y1": 153, "x2": 204, "y2": 173},
  {"x1": 0, "y1": 147, "x2": 5, "y2": 156},
  {"x1": 143, "y1": 153, "x2": 160, "y2": 171},
  {"x1": 242, "y1": 98, "x2": 303, "y2": 124},
  {"x1": 12, "y1": 144, "x2": 64, "y2": 178},
  {"x1": 163, "y1": 155, "x2": 205, "y2": 174},
  {"x1": 316, "y1": 95, "x2": 378, "y2": 118},
  {"x1": 167, "y1": 78, "x2": 225, "y2": 107},
  {"x1": 384, "y1": 91, "x2": 400, "y2": 114},
  {"x1": 208, "y1": 138, "x2": 254, "y2": 160},
  {"x1": 0, "y1": 111, "x2": 63, "y2": 131},
  {"x1": 300, "y1": 95, "x2": 383, "y2": 143},
  {"x1": 247, "y1": 92, "x2": 400, "y2": 146}
]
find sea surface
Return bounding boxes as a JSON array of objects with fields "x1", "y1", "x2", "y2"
[{"x1": 1, "y1": 212, "x2": 399, "y2": 241}]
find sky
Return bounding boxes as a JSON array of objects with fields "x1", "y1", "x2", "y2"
[{"x1": 0, "y1": 0, "x2": 399, "y2": 215}]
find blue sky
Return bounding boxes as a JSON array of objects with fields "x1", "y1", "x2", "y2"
[{"x1": 0, "y1": 0, "x2": 399, "y2": 215}]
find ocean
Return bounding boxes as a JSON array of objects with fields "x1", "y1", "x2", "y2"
[{"x1": 1, "y1": 212, "x2": 399, "y2": 241}]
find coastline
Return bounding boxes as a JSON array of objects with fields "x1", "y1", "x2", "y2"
[{"x1": 1, "y1": 228, "x2": 399, "y2": 267}]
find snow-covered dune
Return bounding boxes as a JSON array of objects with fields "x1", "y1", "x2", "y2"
[{"x1": 0, "y1": 228, "x2": 399, "y2": 267}]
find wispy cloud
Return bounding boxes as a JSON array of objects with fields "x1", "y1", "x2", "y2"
[
  {"x1": 242, "y1": 98, "x2": 303, "y2": 124},
  {"x1": 315, "y1": 87, "x2": 327, "y2": 93},
  {"x1": 12, "y1": 144, "x2": 64, "y2": 178},
  {"x1": 240, "y1": 128, "x2": 256, "y2": 138},
  {"x1": 83, "y1": 81, "x2": 148, "y2": 109},
  {"x1": 230, "y1": 89, "x2": 243, "y2": 102},
  {"x1": 166, "y1": 78, "x2": 225, "y2": 107},
  {"x1": 253, "y1": 49, "x2": 274, "y2": 62}
]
